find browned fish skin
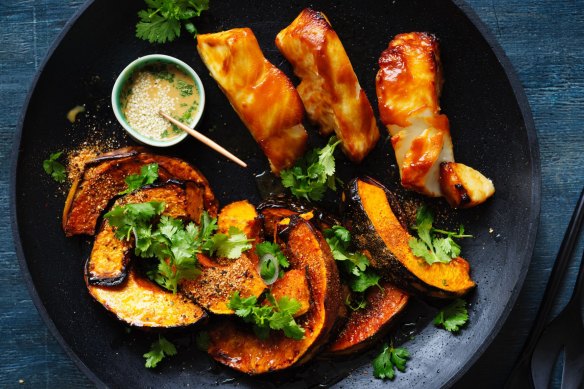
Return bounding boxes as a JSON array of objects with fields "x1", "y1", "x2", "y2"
[
  {"x1": 276, "y1": 8, "x2": 380, "y2": 163},
  {"x1": 197, "y1": 28, "x2": 308, "y2": 174},
  {"x1": 375, "y1": 32, "x2": 494, "y2": 205}
]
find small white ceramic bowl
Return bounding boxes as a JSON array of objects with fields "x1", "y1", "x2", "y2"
[{"x1": 111, "y1": 54, "x2": 205, "y2": 147}]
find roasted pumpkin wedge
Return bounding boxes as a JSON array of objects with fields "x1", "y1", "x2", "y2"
[
  {"x1": 218, "y1": 200, "x2": 260, "y2": 236},
  {"x1": 269, "y1": 268, "x2": 311, "y2": 317},
  {"x1": 180, "y1": 200, "x2": 266, "y2": 314},
  {"x1": 86, "y1": 181, "x2": 201, "y2": 286},
  {"x1": 180, "y1": 253, "x2": 266, "y2": 315},
  {"x1": 217, "y1": 200, "x2": 262, "y2": 266},
  {"x1": 343, "y1": 177, "x2": 475, "y2": 298},
  {"x1": 206, "y1": 217, "x2": 342, "y2": 374},
  {"x1": 328, "y1": 281, "x2": 409, "y2": 354},
  {"x1": 86, "y1": 221, "x2": 131, "y2": 287},
  {"x1": 86, "y1": 267, "x2": 206, "y2": 328},
  {"x1": 63, "y1": 147, "x2": 217, "y2": 236}
]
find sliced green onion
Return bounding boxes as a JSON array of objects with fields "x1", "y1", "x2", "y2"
[{"x1": 259, "y1": 253, "x2": 279, "y2": 285}]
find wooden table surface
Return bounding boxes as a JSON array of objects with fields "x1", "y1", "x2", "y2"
[{"x1": 1, "y1": 0, "x2": 582, "y2": 387}]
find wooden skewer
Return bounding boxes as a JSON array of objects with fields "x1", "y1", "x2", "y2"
[{"x1": 159, "y1": 111, "x2": 247, "y2": 168}]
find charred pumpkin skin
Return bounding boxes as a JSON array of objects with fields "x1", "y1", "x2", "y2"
[
  {"x1": 86, "y1": 181, "x2": 204, "y2": 286},
  {"x1": 63, "y1": 147, "x2": 218, "y2": 236},
  {"x1": 328, "y1": 280, "x2": 409, "y2": 355},
  {"x1": 258, "y1": 194, "x2": 341, "y2": 238},
  {"x1": 343, "y1": 177, "x2": 475, "y2": 299},
  {"x1": 207, "y1": 217, "x2": 342, "y2": 374},
  {"x1": 86, "y1": 266, "x2": 206, "y2": 328}
]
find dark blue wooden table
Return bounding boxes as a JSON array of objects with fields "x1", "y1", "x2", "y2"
[{"x1": 1, "y1": 1, "x2": 582, "y2": 387}]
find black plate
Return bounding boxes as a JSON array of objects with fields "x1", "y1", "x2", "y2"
[{"x1": 12, "y1": 0, "x2": 540, "y2": 387}]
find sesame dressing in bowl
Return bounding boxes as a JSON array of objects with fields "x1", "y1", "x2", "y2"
[{"x1": 112, "y1": 55, "x2": 205, "y2": 147}]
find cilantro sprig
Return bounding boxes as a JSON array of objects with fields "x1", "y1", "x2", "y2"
[
  {"x1": 118, "y1": 163, "x2": 159, "y2": 195},
  {"x1": 104, "y1": 203, "x2": 251, "y2": 293},
  {"x1": 256, "y1": 241, "x2": 290, "y2": 281},
  {"x1": 136, "y1": 0, "x2": 209, "y2": 44},
  {"x1": 408, "y1": 205, "x2": 472, "y2": 265},
  {"x1": 203, "y1": 226, "x2": 253, "y2": 259},
  {"x1": 324, "y1": 226, "x2": 381, "y2": 294},
  {"x1": 43, "y1": 151, "x2": 67, "y2": 183},
  {"x1": 144, "y1": 336, "x2": 177, "y2": 368},
  {"x1": 228, "y1": 291, "x2": 305, "y2": 340},
  {"x1": 280, "y1": 136, "x2": 342, "y2": 201},
  {"x1": 433, "y1": 298, "x2": 469, "y2": 332},
  {"x1": 372, "y1": 343, "x2": 410, "y2": 380}
]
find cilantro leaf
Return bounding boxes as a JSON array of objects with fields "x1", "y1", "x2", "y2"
[
  {"x1": 135, "y1": 0, "x2": 209, "y2": 44},
  {"x1": 256, "y1": 241, "x2": 289, "y2": 269},
  {"x1": 176, "y1": 79, "x2": 194, "y2": 97},
  {"x1": 408, "y1": 205, "x2": 472, "y2": 265},
  {"x1": 104, "y1": 203, "x2": 251, "y2": 293},
  {"x1": 199, "y1": 211, "x2": 218, "y2": 241},
  {"x1": 433, "y1": 298, "x2": 469, "y2": 332},
  {"x1": 228, "y1": 291, "x2": 305, "y2": 340},
  {"x1": 43, "y1": 151, "x2": 67, "y2": 183},
  {"x1": 105, "y1": 201, "x2": 166, "y2": 240},
  {"x1": 324, "y1": 226, "x2": 381, "y2": 299},
  {"x1": 373, "y1": 343, "x2": 410, "y2": 380},
  {"x1": 280, "y1": 136, "x2": 342, "y2": 201},
  {"x1": 349, "y1": 269, "x2": 381, "y2": 293},
  {"x1": 119, "y1": 163, "x2": 159, "y2": 195},
  {"x1": 203, "y1": 226, "x2": 253, "y2": 259},
  {"x1": 259, "y1": 255, "x2": 277, "y2": 281},
  {"x1": 144, "y1": 336, "x2": 177, "y2": 368}
]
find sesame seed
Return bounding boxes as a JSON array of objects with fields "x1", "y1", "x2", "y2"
[{"x1": 124, "y1": 72, "x2": 179, "y2": 140}]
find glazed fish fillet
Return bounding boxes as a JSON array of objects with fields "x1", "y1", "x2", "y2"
[
  {"x1": 376, "y1": 32, "x2": 494, "y2": 208},
  {"x1": 276, "y1": 8, "x2": 380, "y2": 163},
  {"x1": 197, "y1": 28, "x2": 308, "y2": 174}
]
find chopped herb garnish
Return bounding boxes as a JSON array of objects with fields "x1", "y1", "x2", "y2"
[
  {"x1": 104, "y1": 202, "x2": 251, "y2": 293},
  {"x1": 43, "y1": 151, "x2": 67, "y2": 183},
  {"x1": 202, "y1": 226, "x2": 253, "y2": 259},
  {"x1": 176, "y1": 79, "x2": 194, "y2": 97},
  {"x1": 144, "y1": 336, "x2": 177, "y2": 368},
  {"x1": 408, "y1": 205, "x2": 472, "y2": 265},
  {"x1": 433, "y1": 298, "x2": 469, "y2": 332},
  {"x1": 180, "y1": 104, "x2": 195, "y2": 123},
  {"x1": 256, "y1": 241, "x2": 289, "y2": 283},
  {"x1": 256, "y1": 242, "x2": 289, "y2": 271},
  {"x1": 324, "y1": 226, "x2": 381, "y2": 297},
  {"x1": 118, "y1": 163, "x2": 159, "y2": 195},
  {"x1": 151, "y1": 69, "x2": 174, "y2": 82},
  {"x1": 136, "y1": 0, "x2": 210, "y2": 44},
  {"x1": 373, "y1": 343, "x2": 410, "y2": 380},
  {"x1": 280, "y1": 136, "x2": 342, "y2": 201},
  {"x1": 228, "y1": 291, "x2": 305, "y2": 340}
]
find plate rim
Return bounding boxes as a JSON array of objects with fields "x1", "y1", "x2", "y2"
[
  {"x1": 10, "y1": 1, "x2": 106, "y2": 387},
  {"x1": 10, "y1": 0, "x2": 541, "y2": 387},
  {"x1": 441, "y1": 2, "x2": 541, "y2": 386}
]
